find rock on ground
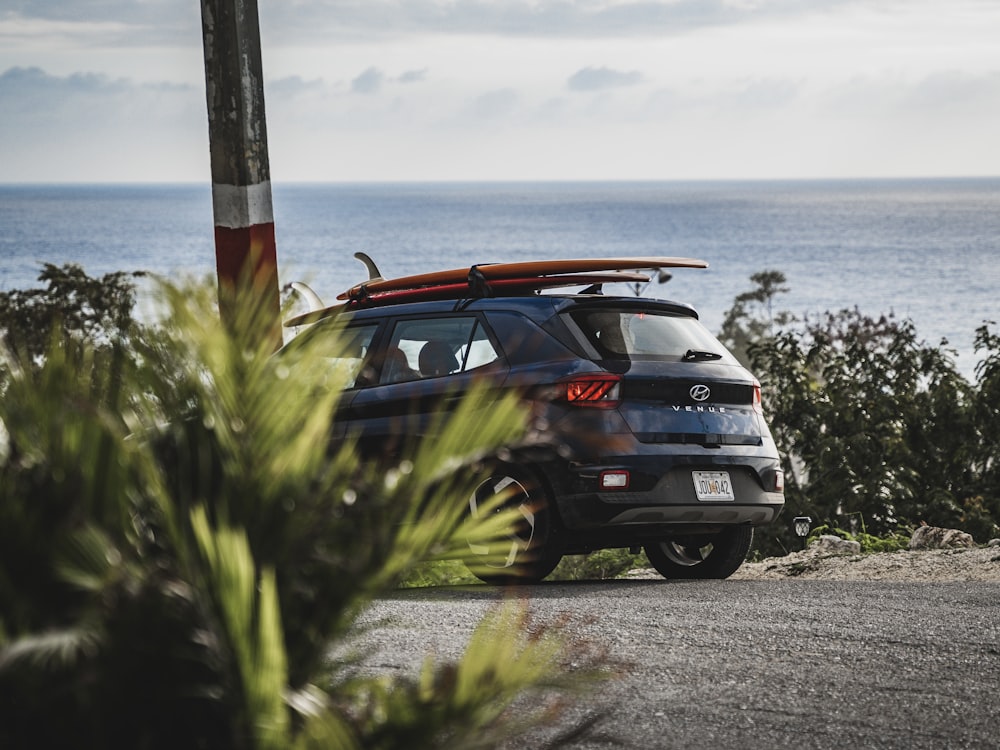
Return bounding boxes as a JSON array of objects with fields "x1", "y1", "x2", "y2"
[{"x1": 909, "y1": 524, "x2": 976, "y2": 549}]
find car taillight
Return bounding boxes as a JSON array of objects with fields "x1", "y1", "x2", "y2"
[
  {"x1": 752, "y1": 379, "x2": 763, "y2": 415},
  {"x1": 560, "y1": 373, "x2": 622, "y2": 408}
]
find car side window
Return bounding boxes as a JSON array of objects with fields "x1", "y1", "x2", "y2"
[
  {"x1": 294, "y1": 322, "x2": 380, "y2": 388},
  {"x1": 379, "y1": 317, "x2": 500, "y2": 384}
]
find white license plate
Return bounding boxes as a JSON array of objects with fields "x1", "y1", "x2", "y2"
[{"x1": 692, "y1": 471, "x2": 735, "y2": 501}]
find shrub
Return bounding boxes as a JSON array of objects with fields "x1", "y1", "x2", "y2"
[
  {"x1": 550, "y1": 549, "x2": 648, "y2": 581},
  {"x1": 0, "y1": 279, "x2": 599, "y2": 749},
  {"x1": 746, "y1": 303, "x2": 997, "y2": 556}
]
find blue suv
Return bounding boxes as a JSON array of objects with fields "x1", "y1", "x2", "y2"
[{"x1": 284, "y1": 271, "x2": 784, "y2": 583}]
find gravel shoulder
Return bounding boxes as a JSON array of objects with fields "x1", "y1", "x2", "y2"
[
  {"x1": 735, "y1": 545, "x2": 1000, "y2": 581},
  {"x1": 627, "y1": 544, "x2": 1000, "y2": 581}
]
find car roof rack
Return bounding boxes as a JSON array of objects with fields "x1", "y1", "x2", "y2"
[{"x1": 284, "y1": 256, "x2": 708, "y2": 327}]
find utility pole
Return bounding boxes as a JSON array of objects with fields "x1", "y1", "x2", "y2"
[{"x1": 199, "y1": 0, "x2": 281, "y2": 349}]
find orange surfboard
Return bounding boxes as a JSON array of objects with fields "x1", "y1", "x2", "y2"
[
  {"x1": 337, "y1": 257, "x2": 708, "y2": 300},
  {"x1": 284, "y1": 270, "x2": 654, "y2": 327}
]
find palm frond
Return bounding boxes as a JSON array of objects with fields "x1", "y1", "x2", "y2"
[
  {"x1": 0, "y1": 627, "x2": 101, "y2": 673},
  {"x1": 53, "y1": 524, "x2": 124, "y2": 593},
  {"x1": 190, "y1": 505, "x2": 290, "y2": 750}
]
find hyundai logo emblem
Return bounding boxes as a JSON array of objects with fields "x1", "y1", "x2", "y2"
[{"x1": 689, "y1": 384, "x2": 711, "y2": 402}]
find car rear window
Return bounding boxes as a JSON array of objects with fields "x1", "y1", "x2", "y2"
[{"x1": 565, "y1": 308, "x2": 737, "y2": 363}]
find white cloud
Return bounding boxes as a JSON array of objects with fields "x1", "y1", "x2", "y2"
[
  {"x1": 398, "y1": 68, "x2": 428, "y2": 84},
  {"x1": 901, "y1": 71, "x2": 1000, "y2": 115},
  {"x1": 268, "y1": 75, "x2": 326, "y2": 97},
  {"x1": 468, "y1": 88, "x2": 519, "y2": 120},
  {"x1": 255, "y1": 0, "x2": 864, "y2": 42},
  {"x1": 351, "y1": 67, "x2": 385, "y2": 94},
  {"x1": 2, "y1": 0, "x2": 999, "y2": 181},
  {"x1": 0, "y1": 66, "x2": 206, "y2": 181},
  {"x1": 1, "y1": 0, "x2": 879, "y2": 52},
  {"x1": 568, "y1": 66, "x2": 643, "y2": 92},
  {"x1": 0, "y1": 3, "x2": 200, "y2": 48}
]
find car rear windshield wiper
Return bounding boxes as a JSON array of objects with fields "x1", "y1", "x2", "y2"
[{"x1": 682, "y1": 349, "x2": 723, "y2": 362}]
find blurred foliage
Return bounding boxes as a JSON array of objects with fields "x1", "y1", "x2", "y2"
[
  {"x1": 0, "y1": 271, "x2": 604, "y2": 749},
  {"x1": 401, "y1": 549, "x2": 651, "y2": 586},
  {"x1": 550, "y1": 549, "x2": 648, "y2": 581},
  {"x1": 405, "y1": 549, "x2": 648, "y2": 586},
  {"x1": 400, "y1": 560, "x2": 481, "y2": 588}
]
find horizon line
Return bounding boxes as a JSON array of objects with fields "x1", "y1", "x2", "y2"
[{"x1": 2, "y1": 175, "x2": 999, "y2": 188}]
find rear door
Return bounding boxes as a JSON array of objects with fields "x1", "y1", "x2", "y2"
[
  {"x1": 345, "y1": 313, "x2": 509, "y2": 459},
  {"x1": 281, "y1": 318, "x2": 383, "y2": 440}
]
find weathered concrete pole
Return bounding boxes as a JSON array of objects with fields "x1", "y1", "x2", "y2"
[{"x1": 199, "y1": 0, "x2": 281, "y2": 348}]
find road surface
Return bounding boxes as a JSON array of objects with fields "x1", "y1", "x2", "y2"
[{"x1": 355, "y1": 579, "x2": 1000, "y2": 749}]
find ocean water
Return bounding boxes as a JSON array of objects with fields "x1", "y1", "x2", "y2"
[{"x1": 1, "y1": 179, "x2": 998, "y2": 375}]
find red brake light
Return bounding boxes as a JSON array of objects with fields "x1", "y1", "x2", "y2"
[
  {"x1": 752, "y1": 379, "x2": 763, "y2": 414},
  {"x1": 560, "y1": 373, "x2": 622, "y2": 408}
]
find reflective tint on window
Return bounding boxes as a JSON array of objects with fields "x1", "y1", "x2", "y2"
[
  {"x1": 380, "y1": 317, "x2": 500, "y2": 384},
  {"x1": 567, "y1": 309, "x2": 736, "y2": 363},
  {"x1": 297, "y1": 323, "x2": 379, "y2": 388}
]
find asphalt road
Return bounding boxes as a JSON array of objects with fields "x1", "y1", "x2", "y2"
[{"x1": 355, "y1": 580, "x2": 1000, "y2": 749}]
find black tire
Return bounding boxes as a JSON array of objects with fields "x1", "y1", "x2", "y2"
[
  {"x1": 466, "y1": 466, "x2": 561, "y2": 585},
  {"x1": 644, "y1": 526, "x2": 754, "y2": 580}
]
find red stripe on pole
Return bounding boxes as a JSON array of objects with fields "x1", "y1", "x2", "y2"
[
  {"x1": 214, "y1": 222, "x2": 278, "y2": 291},
  {"x1": 214, "y1": 221, "x2": 281, "y2": 348}
]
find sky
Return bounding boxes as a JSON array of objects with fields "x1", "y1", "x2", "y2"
[{"x1": 1, "y1": 0, "x2": 999, "y2": 182}]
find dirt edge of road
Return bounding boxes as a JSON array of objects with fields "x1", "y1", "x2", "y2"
[{"x1": 628, "y1": 545, "x2": 1000, "y2": 582}]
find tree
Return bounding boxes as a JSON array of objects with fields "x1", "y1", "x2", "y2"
[
  {"x1": 718, "y1": 270, "x2": 792, "y2": 367},
  {"x1": 0, "y1": 263, "x2": 142, "y2": 361},
  {"x1": 965, "y1": 323, "x2": 1000, "y2": 540}
]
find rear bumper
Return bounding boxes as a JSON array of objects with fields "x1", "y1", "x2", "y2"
[
  {"x1": 547, "y1": 456, "x2": 785, "y2": 532},
  {"x1": 599, "y1": 498, "x2": 784, "y2": 526}
]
